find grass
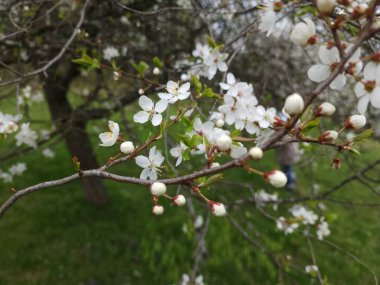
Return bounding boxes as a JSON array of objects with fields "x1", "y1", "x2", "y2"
[
  {"x1": 1, "y1": 93, "x2": 380, "y2": 284},
  {"x1": 0, "y1": 135, "x2": 379, "y2": 284}
]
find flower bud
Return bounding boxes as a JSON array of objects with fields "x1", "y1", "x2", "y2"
[
  {"x1": 216, "y1": 119, "x2": 225, "y2": 128},
  {"x1": 345, "y1": 115, "x2": 366, "y2": 130},
  {"x1": 210, "y1": 162, "x2": 220, "y2": 168},
  {"x1": 152, "y1": 205, "x2": 164, "y2": 215},
  {"x1": 290, "y1": 19, "x2": 317, "y2": 46},
  {"x1": 249, "y1": 147, "x2": 263, "y2": 160},
  {"x1": 316, "y1": 0, "x2": 337, "y2": 14},
  {"x1": 284, "y1": 93, "x2": 304, "y2": 116},
  {"x1": 120, "y1": 141, "x2": 135, "y2": 154},
  {"x1": 153, "y1": 67, "x2": 160, "y2": 75},
  {"x1": 315, "y1": 102, "x2": 336, "y2": 116},
  {"x1": 319, "y1": 130, "x2": 338, "y2": 142},
  {"x1": 138, "y1": 88, "x2": 145, "y2": 95},
  {"x1": 173, "y1": 194, "x2": 186, "y2": 206},
  {"x1": 216, "y1": 134, "x2": 232, "y2": 151},
  {"x1": 150, "y1": 182, "x2": 167, "y2": 196},
  {"x1": 265, "y1": 170, "x2": 288, "y2": 188},
  {"x1": 209, "y1": 201, "x2": 227, "y2": 217}
]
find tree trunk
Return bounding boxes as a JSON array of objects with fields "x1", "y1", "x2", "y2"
[{"x1": 42, "y1": 72, "x2": 108, "y2": 205}]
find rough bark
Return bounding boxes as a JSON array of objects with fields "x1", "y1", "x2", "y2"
[{"x1": 42, "y1": 67, "x2": 108, "y2": 205}]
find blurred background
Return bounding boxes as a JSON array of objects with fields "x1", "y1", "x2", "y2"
[{"x1": 0, "y1": 0, "x2": 380, "y2": 284}]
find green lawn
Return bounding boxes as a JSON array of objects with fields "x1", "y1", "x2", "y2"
[{"x1": 0, "y1": 132, "x2": 379, "y2": 284}]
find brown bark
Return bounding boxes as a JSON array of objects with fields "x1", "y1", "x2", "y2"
[{"x1": 42, "y1": 68, "x2": 108, "y2": 205}]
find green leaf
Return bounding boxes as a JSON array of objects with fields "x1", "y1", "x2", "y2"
[
  {"x1": 203, "y1": 174, "x2": 224, "y2": 186},
  {"x1": 302, "y1": 118, "x2": 320, "y2": 132},
  {"x1": 348, "y1": 148, "x2": 361, "y2": 155},
  {"x1": 207, "y1": 36, "x2": 218, "y2": 48},
  {"x1": 72, "y1": 51, "x2": 100, "y2": 69},
  {"x1": 132, "y1": 61, "x2": 149, "y2": 75},
  {"x1": 153, "y1": 56, "x2": 164, "y2": 68},
  {"x1": 202, "y1": 87, "x2": 222, "y2": 99},
  {"x1": 353, "y1": 129, "x2": 374, "y2": 142},
  {"x1": 294, "y1": 5, "x2": 317, "y2": 17},
  {"x1": 179, "y1": 134, "x2": 193, "y2": 148},
  {"x1": 191, "y1": 75, "x2": 202, "y2": 95}
]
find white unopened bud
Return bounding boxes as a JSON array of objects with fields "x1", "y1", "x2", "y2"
[
  {"x1": 153, "y1": 67, "x2": 160, "y2": 75},
  {"x1": 345, "y1": 115, "x2": 366, "y2": 130},
  {"x1": 138, "y1": 88, "x2": 145, "y2": 95},
  {"x1": 152, "y1": 205, "x2": 164, "y2": 215},
  {"x1": 216, "y1": 134, "x2": 232, "y2": 151},
  {"x1": 290, "y1": 19, "x2": 317, "y2": 46},
  {"x1": 284, "y1": 93, "x2": 304, "y2": 116},
  {"x1": 120, "y1": 141, "x2": 135, "y2": 154},
  {"x1": 216, "y1": 119, "x2": 225, "y2": 128},
  {"x1": 316, "y1": 102, "x2": 336, "y2": 116},
  {"x1": 150, "y1": 182, "x2": 167, "y2": 196},
  {"x1": 210, "y1": 162, "x2": 220, "y2": 168},
  {"x1": 249, "y1": 147, "x2": 263, "y2": 160},
  {"x1": 316, "y1": 0, "x2": 337, "y2": 14},
  {"x1": 265, "y1": 170, "x2": 288, "y2": 188},
  {"x1": 173, "y1": 195, "x2": 186, "y2": 206},
  {"x1": 210, "y1": 201, "x2": 227, "y2": 217},
  {"x1": 319, "y1": 130, "x2": 338, "y2": 142}
]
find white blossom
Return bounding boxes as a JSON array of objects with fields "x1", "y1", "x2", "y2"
[
  {"x1": 289, "y1": 205, "x2": 318, "y2": 225},
  {"x1": 181, "y1": 274, "x2": 204, "y2": 285},
  {"x1": 135, "y1": 146, "x2": 164, "y2": 180},
  {"x1": 354, "y1": 62, "x2": 380, "y2": 114},
  {"x1": 276, "y1": 217, "x2": 299, "y2": 234},
  {"x1": 230, "y1": 143, "x2": 247, "y2": 158},
  {"x1": 8, "y1": 163, "x2": 27, "y2": 176},
  {"x1": 317, "y1": 217, "x2": 331, "y2": 240},
  {"x1": 133, "y1": 96, "x2": 168, "y2": 126},
  {"x1": 170, "y1": 142, "x2": 188, "y2": 166},
  {"x1": 15, "y1": 123, "x2": 38, "y2": 148},
  {"x1": 290, "y1": 19, "x2": 316, "y2": 46},
  {"x1": 308, "y1": 44, "x2": 362, "y2": 90},
  {"x1": 0, "y1": 112, "x2": 19, "y2": 135},
  {"x1": 203, "y1": 48, "x2": 228, "y2": 80},
  {"x1": 99, "y1": 121, "x2": 120, "y2": 147},
  {"x1": 103, "y1": 46, "x2": 119, "y2": 61},
  {"x1": 305, "y1": 265, "x2": 319, "y2": 274},
  {"x1": 42, "y1": 148, "x2": 55, "y2": 158},
  {"x1": 158, "y1": 81, "x2": 191, "y2": 103}
]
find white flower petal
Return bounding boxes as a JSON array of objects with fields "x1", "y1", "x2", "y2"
[
  {"x1": 135, "y1": 156, "x2": 150, "y2": 168},
  {"x1": 370, "y1": 86, "x2": 380, "y2": 108},
  {"x1": 179, "y1": 82, "x2": 190, "y2": 93},
  {"x1": 139, "y1": 95, "x2": 154, "y2": 110},
  {"x1": 155, "y1": 99, "x2": 168, "y2": 113},
  {"x1": 357, "y1": 95, "x2": 370, "y2": 114},
  {"x1": 329, "y1": 73, "x2": 346, "y2": 90},
  {"x1": 151, "y1": 114, "x2": 162, "y2": 126},
  {"x1": 217, "y1": 61, "x2": 228, "y2": 72},
  {"x1": 319, "y1": 45, "x2": 339, "y2": 65},
  {"x1": 354, "y1": 82, "x2": 365, "y2": 98},
  {"x1": 140, "y1": 168, "x2": 152, "y2": 180},
  {"x1": 133, "y1": 111, "x2": 150, "y2": 123},
  {"x1": 308, "y1": 65, "x2": 330, "y2": 82}
]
